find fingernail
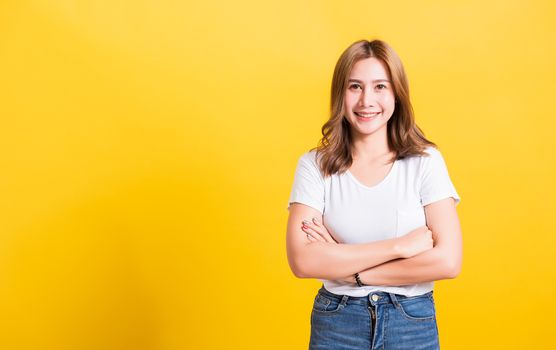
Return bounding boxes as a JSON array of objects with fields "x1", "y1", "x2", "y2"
[
  {"x1": 303, "y1": 220, "x2": 310, "y2": 225},
  {"x1": 312, "y1": 217, "x2": 319, "y2": 223}
]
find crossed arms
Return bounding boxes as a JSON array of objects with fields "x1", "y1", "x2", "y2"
[{"x1": 285, "y1": 197, "x2": 462, "y2": 286}]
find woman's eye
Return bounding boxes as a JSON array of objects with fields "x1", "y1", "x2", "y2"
[{"x1": 348, "y1": 83, "x2": 387, "y2": 90}]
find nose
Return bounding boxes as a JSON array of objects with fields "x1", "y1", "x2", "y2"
[{"x1": 360, "y1": 86, "x2": 376, "y2": 107}]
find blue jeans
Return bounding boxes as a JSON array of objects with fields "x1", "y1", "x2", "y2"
[{"x1": 309, "y1": 285, "x2": 439, "y2": 350}]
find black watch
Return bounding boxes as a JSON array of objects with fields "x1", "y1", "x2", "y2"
[{"x1": 354, "y1": 273, "x2": 365, "y2": 287}]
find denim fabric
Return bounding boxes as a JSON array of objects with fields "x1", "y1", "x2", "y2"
[{"x1": 309, "y1": 285, "x2": 439, "y2": 350}]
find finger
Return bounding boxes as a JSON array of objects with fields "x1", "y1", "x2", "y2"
[
  {"x1": 311, "y1": 217, "x2": 322, "y2": 226},
  {"x1": 302, "y1": 226, "x2": 313, "y2": 241},
  {"x1": 310, "y1": 218, "x2": 338, "y2": 243},
  {"x1": 303, "y1": 222, "x2": 330, "y2": 242},
  {"x1": 302, "y1": 224, "x2": 326, "y2": 242},
  {"x1": 303, "y1": 219, "x2": 328, "y2": 241},
  {"x1": 302, "y1": 227, "x2": 317, "y2": 242},
  {"x1": 303, "y1": 225, "x2": 325, "y2": 242}
]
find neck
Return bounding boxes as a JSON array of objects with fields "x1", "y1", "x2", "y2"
[{"x1": 351, "y1": 127, "x2": 392, "y2": 162}]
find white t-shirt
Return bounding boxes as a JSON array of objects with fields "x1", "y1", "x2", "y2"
[{"x1": 287, "y1": 146, "x2": 461, "y2": 297}]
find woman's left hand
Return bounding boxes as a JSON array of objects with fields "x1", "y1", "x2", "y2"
[
  {"x1": 301, "y1": 217, "x2": 339, "y2": 244},
  {"x1": 302, "y1": 218, "x2": 358, "y2": 284}
]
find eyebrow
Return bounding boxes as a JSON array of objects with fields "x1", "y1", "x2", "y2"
[{"x1": 348, "y1": 79, "x2": 391, "y2": 83}]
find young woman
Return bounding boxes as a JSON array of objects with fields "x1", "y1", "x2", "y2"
[{"x1": 286, "y1": 39, "x2": 462, "y2": 350}]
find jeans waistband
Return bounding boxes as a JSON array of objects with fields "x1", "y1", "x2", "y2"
[{"x1": 317, "y1": 285, "x2": 434, "y2": 306}]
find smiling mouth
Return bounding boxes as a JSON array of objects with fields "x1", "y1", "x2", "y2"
[{"x1": 355, "y1": 112, "x2": 380, "y2": 118}]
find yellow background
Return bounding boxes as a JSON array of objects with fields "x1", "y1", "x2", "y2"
[{"x1": 1, "y1": 1, "x2": 555, "y2": 349}]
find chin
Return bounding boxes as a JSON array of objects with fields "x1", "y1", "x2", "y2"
[{"x1": 355, "y1": 123, "x2": 387, "y2": 134}]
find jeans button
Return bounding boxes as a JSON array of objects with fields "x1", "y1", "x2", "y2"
[{"x1": 371, "y1": 294, "x2": 379, "y2": 301}]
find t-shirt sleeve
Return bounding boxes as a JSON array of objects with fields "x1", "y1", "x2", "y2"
[
  {"x1": 419, "y1": 147, "x2": 461, "y2": 207},
  {"x1": 287, "y1": 152, "x2": 325, "y2": 214}
]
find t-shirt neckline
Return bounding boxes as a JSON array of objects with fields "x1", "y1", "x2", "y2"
[{"x1": 345, "y1": 158, "x2": 399, "y2": 190}]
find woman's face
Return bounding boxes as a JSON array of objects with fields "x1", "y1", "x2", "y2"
[{"x1": 343, "y1": 57, "x2": 396, "y2": 138}]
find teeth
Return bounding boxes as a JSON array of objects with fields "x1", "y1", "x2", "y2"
[{"x1": 356, "y1": 112, "x2": 379, "y2": 117}]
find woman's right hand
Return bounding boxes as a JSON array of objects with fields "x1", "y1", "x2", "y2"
[{"x1": 395, "y1": 226, "x2": 434, "y2": 259}]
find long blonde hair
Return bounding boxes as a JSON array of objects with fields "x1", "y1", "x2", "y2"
[{"x1": 311, "y1": 39, "x2": 436, "y2": 177}]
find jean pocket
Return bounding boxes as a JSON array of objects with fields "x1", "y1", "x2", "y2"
[
  {"x1": 396, "y1": 295, "x2": 436, "y2": 321},
  {"x1": 396, "y1": 205, "x2": 426, "y2": 237},
  {"x1": 312, "y1": 293, "x2": 344, "y2": 315}
]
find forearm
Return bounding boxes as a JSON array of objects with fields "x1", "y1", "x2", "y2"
[
  {"x1": 296, "y1": 238, "x2": 402, "y2": 280},
  {"x1": 350, "y1": 246, "x2": 454, "y2": 286}
]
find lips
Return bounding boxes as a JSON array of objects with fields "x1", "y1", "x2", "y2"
[{"x1": 355, "y1": 111, "x2": 380, "y2": 118}]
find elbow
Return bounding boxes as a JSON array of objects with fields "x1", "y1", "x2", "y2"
[
  {"x1": 293, "y1": 269, "x2": 308, "y2": 279},
  {"x1": 437, "y1": 245, "x2": 461, "y2": 279},
  {"x1": 292, "y1": 258, "x2": 321, "y2": 279},
  {"x1": 289, "y1": 257, "x2": 310, "y2": 279},
  {"x1": 288, "y1": 243, "x2": 320, "y2": 279},
  {"x1": 288, "y1": 242, "x2": 324, "y2": 279},
  {"x1": 444, "y1": 258, "x2": 462, "y2": 279},
  {"x1": 293, "y1": 267, "x2": 313, "y2": 279},
  {"x1": 291, "y1": 264, "x2": 307, "y2": 278}
]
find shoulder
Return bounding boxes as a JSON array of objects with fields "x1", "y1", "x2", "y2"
[
  {"x1": 422, "y1": 146, "x2": 451, "y2": 167},
  {"x1": 295, "y1": 150, "x2": 324, "y2": 176},
  {"x1": 402, "y1": 146, "x2": 443, "y2": 161},
  {"x1": 398, "y1": 145, "x2": 436, "y2": 164},
  {"x1": 299, "y1": 150, "x2": 318, "y2": 162},
  {"x1": 297, "y1": 150, "x2": 321, "y2": 169},
  {"x1": 420, "y1": 145, "x2": 443, "y2": 164},
  {"x1": 413, "y1": 146, "x2": 454, "y2": 180},
  {"x1": 397, "y1": 146, "x2": 448, "y2": 175},
  {"x1": 297, "y1": 150, "x2": 324, "y2": 180},
  {"x1": 423, "y1": 145, "x2": 442, "y2": 157}
]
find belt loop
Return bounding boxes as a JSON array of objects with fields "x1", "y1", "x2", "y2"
[
  {"x1": 340, "y1": 295, "x2": 349, "y2": 306},
  {"x1": 388, "y1": 292, "x2": 401, "y2": 308}
]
